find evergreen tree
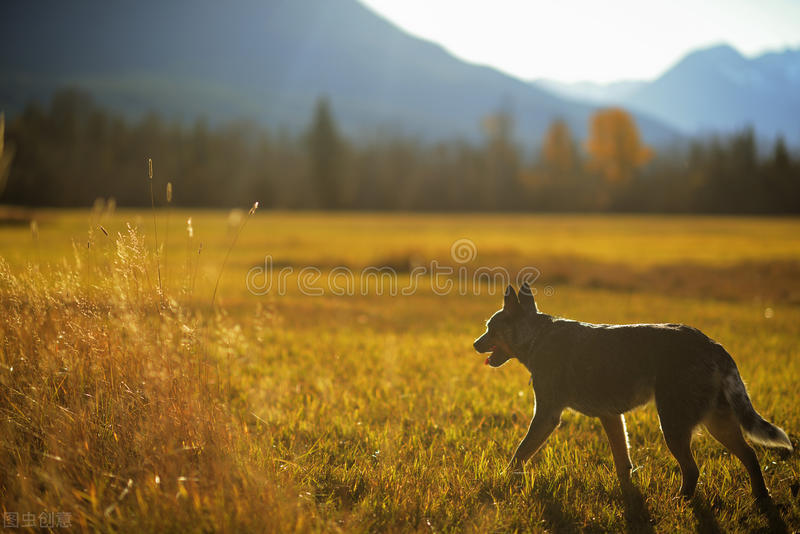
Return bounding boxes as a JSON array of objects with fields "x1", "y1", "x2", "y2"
[{"x1": 305, "y1": 97, "x2": 344, "y2": 209}]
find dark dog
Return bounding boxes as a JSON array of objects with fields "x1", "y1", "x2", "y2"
[{"x1": 474, "y1": 283, "x2": 792, "y2": 498}]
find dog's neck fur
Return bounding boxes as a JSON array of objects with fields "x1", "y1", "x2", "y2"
[{"x1": 515, "y1": 311, "x2": 556, "y2": 373}]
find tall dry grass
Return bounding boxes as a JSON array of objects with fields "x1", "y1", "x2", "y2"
[{"x1": 0, "y1": 222, "x2": 315, "y2": 532}]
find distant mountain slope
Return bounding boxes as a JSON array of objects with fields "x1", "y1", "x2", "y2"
[
  {"x1": 625, "y1": 44, "x2": 800, "y2": 143},
  {"x1": 537, "y1": 44, "x2": 800, "y2": 144},
  {"x1": 0, "y1": 0, "x2": 677, "y2": 146},
  {"x1": 539, "y1": 44, "x2": 800, "y2": 144}
]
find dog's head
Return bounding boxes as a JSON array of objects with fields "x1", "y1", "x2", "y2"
[{"x1": 473, "y1": 283, "x2": 538, "y2": 367}]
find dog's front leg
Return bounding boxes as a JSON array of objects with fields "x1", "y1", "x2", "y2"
[{"x1": 507, "y1": 407, "x2": 562, "y2": 472}]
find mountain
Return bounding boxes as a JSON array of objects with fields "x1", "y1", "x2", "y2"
[
  {"x1": 538, "y1": 44, "x2": 800, "y2": 144},
  {"x1": 625, "y1": 44, "x2": 800, "y2": 143},
  {"x1": 533, "y1": 79, "x2": 646, "y2": 104},
  {"x1": 0, "y1": 0, "x2": 677, "y2": 146}
]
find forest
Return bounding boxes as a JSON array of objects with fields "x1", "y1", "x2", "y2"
[{"x1": 2, "y1": 88, "x2": 799, "y2": 213}]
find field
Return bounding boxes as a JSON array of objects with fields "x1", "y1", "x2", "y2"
[{"x1": 1, "y1": 209, "x2": 800, "y2": 532}]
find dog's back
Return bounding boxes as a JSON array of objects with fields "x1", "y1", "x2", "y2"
[{"x1": 528, "y1": 320, "x2": 715, "y2": 414}]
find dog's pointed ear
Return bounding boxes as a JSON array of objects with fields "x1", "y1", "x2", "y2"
[
  {"x1": 519, "y1": 281, "x2": 538, "y2": 313},
  {"x1": 503, "y1": 285, "x2": 522, "y2": 316}
]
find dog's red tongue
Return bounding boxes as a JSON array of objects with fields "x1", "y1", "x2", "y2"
[{"x1": 484, "y1": 356, "x2": 490, "y2": 366}]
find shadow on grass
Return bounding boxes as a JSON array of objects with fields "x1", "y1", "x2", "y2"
[
  {"x1": 621, "y1": 483, "x2": 655, "y2": 534},
  {"x1": 690, "y1": 494, "x2": 788, "y2": 534},
  {"x1": 689, "y1": 496, "x2": 723, "y2": 534},
  {"x1": 531, "y1": 481, "x2": 655, "y2": 534},
  {"x1": 535, "y1": 487, "x2": 581, "y2": 534},
  {"x1": 755, "y1": 496, "x2": 788, "y2": 534}
]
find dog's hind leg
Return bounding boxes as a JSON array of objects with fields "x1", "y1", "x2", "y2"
[
  {"x1": 705, "y1": 399, "x2": 769, "y2": 499},
  {"x1": 600, "y1": 414, "x2": 633, "y2": 486},
  {"x1": 654, "y1": 364, "x2": 717, "y2": 498},
  {"x1": 660, "y1": 420, "x2": 699, "y2": 498},
  {"x1": 656, "y1": 390, "x2": 704, "y2": 497}
]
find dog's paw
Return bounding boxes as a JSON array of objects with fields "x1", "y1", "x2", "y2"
[
  {"x1": 505, "y1": 459, "x2": 525, "y2": 476},
  {"x1": 754, "y1": 492, "x2": 773, "y2": 510}
]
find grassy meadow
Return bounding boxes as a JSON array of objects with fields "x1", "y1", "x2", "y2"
[{"x1": 1, "y1": 208, "x2": 799, "y2": 532}]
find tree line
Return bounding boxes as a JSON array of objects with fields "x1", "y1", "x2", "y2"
[{"x1": 2, "y1": 88, "x2": 799, "y2": 213}]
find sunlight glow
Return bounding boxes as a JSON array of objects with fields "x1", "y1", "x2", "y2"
[{"x1": 359, "y1": 0, "x2": 800, "y2": 83}]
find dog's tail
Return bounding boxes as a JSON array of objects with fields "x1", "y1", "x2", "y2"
[{"x1": 720, "y1": 358, "x2": 792, "y2": 450}]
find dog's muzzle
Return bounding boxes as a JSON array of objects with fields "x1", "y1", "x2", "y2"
[
  {"x1": 474, "y1": 334, "x2": 512, "y2": 367},
  {"x1": 473, "y1": 334, "x2": 492, "y2": 353}
]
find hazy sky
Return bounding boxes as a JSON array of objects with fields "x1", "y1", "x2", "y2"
[{"x1": 359, "y1": 0, "x2": 800, "y2": 83}]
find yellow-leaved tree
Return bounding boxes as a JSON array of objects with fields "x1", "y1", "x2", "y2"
[{"x1": 586, "y1": 108, "x2": 652, "y2": 184}]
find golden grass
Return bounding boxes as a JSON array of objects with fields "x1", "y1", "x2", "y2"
[
  {"x1": 0, "y1": 228, "x2": 313, "y2": 531},
  {"x1": 1, "y1": 210, "x2": 799, "y2": 532},
  {"x1": 3, "y1": 210, "x2": 800, "y2": 266}
]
